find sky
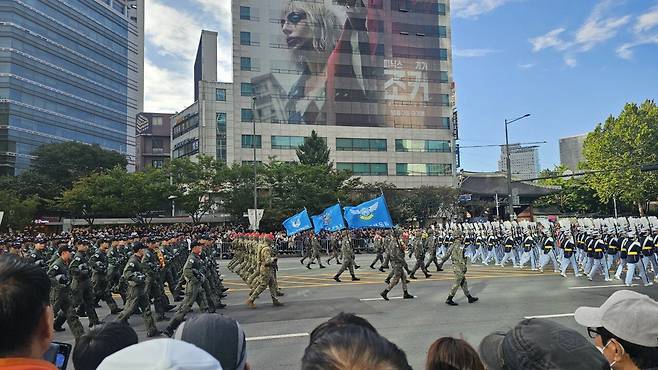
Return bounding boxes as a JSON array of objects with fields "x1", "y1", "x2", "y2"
[{"x1": 143, "y1": 0, "x2": 658, "y2": 172}]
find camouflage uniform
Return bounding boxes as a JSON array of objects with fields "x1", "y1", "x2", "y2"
[
  {"x1": 333, "y1": 235, "x2": 359, "y2": 282},
  {"x1": 247, "y1": 240, "x2": 282, "y2": 308},
  {"x1": 48, "y1": 257, "x2": 85, "y2": 338},
  {"x1": 444, "y1": 234, "x2": 478, "y2": 306}
]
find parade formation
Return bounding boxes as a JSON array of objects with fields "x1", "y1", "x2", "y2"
[{"x1": 0, "y1": 213, "x2": 656, "y2": 339}]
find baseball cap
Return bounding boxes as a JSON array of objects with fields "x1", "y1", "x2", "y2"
[
  {"x1": 131, "y1": 242, "x2": 146, "y2": 252},
  {"x1": 97, "y1": 338, "x2": 222, "y2": 370},
  {"x1": 175, "y1": 314, "x2": 247, "y2": 370},
  {"x1": 479, "y1": 318, "x2": 607, "y2": 370},
  {"x1": 574, "y1": 290, "x2": 658, "y2": 348}
]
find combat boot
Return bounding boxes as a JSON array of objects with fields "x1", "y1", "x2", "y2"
[
  {"x1": 378, "y1": 267, "x2": 385, "y2": 272},
  {"x1": 380, "y1": 289, "x2": 390, "y2": 301},
  {"x1": 445, "y1": 296, "x2": 458, "y2": 306},
  {"x1": 319, "y1": 264, "x2": 326, "y2": 269},
  {"x1": 276, "y1": 290, "x2": 285, "y2": 296},
  {"x1": 272, "y1": 299, "x2": 283, "y2": 307},
  {"x1": 424, "y1": 273, "x2": 432, "y2": 279},
  {"x1": 146, "y1": 330, "x2": 163, "y2": 338},
  {"x1": 403, "y1": 290, "x2": 414, "y2": 299},
  {"x1": 384, "y1": 278, "x2": 390, "y2": 284},
  {"x1": 163, "y1": 327, "x2": 174, "y2": 338},
  {"x1": 437, "y1": 265, "x2": 444, "y2": 272},
  {"x1": 467, "y1": 295, "x2": 479, "y2": 303},
  {"x1": 351, "y1": 276, "x2": 360, "y2": 281},
  {"x1": 217, "y1": 302, "x2": 227, "y2": 309},
  {"x1": 246, "y1": 299, "x2": 256, "y2": 309},
  {"x1": 370, "y1": 264, "x2": 376, "y2": 269},
  {"x1": 306, "y1": 264, "x2": 311, "y2": 269},
  {"x1": 53, "y1": 315, "x2": 66, "y2": 332},
  {"x1": 333, "y1": 275, "x2": 341, "y2": 282},
  {"x1": 355, "y1": 264, "x2": 361, "y2": 269},
  {"x1": 409, "y1": 274, "x2": 417, "y2": 279}
]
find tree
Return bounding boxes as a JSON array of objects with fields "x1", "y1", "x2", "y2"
[
  {"x1": 582, "y1": 100, "x2": 658, "y2": 216},
  {"x1": 533, "y1": 165, "x2": 607, "y2": 215},
  {"x1": 58, "y1": 170, "x2": 123, "y2": 225},
  {"x1": 30, "y1": 142, "x2": 128, "y2": 189},
  {"x1": 403, "y1": 186, "x2": 460, "y2": 225},
  {"x1": 296, "y1": 130, "x2": 330, "y2": 166},
  {"x1": 0, "y1": 190, "x2": 39, "y2": 232},
  {"x1": 119, "y1": 168, "x2": 173, "y2": 225},
  {"x1": 166, "y1": 156, "x2": 223, "y2": 224}
]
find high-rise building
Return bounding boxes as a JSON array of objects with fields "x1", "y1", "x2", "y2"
[
  {"x1": 498, "y1": 144, "x2": 540, "y2": 181},
  {"x1": 0, "y1": 0, "x2": 144, "y2": 175},
  {"x1": 135, "y1": 112, "x2": 173, "y2": 171},
  {"x1": 559, "y1": 134, "x2": 588, "y2": 171},
  {"x1": 172, "y1": 0, "x2": 457, "y2": 188}
]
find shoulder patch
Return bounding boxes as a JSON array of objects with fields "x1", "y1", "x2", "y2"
[
  {"x1": 30, "y1": 254, "x2": 37, "y2": 258},
  {"x1": 129, "y1": 263, "x2": 135, "y2": 267},
  {"x1": 52, "y1": 265, "x2": 59, "y2": 270},
  {"x1": 74, "y1": 257, "x2": 81, "y2": 261}
]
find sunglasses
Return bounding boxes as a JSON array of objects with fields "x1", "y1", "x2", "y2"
[
  {"x1": 281, "y1": 11, "x2": 307, "y2": 26},
  {"x1": 587, "y1": 327, "x2": 601, "y2": 339}
]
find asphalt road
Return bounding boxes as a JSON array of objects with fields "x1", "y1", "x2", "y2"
[{"x1": 55, "y1": 254, "x2": 658, "y2": 369}]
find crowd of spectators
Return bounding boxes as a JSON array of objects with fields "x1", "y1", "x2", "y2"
[{"x1": 1, "y1": 253, "x2": 657, "y2": 370}]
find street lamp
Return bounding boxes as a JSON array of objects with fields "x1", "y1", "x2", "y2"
[
  {"x1": 252, "y1": 96, "x2": 258, "y2": 230},
  {"x1": 168, "y1": 195, "x2": 178, "y2": 217},
  {"x1": 504, "y1": 113, "x2": 530, "y2": 221}
]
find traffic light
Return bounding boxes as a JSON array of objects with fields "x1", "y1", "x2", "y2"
[{"x1": 641, "y1": 163, "x2": 658, "y2": 172}]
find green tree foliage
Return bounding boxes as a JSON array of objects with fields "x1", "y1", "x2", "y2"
[
  {"x1": 404, "y1": 186, "x2": 460, "y2": 225},
  {"x1": 0, "y1": 190, "x2": 39, "y2": 232},
  {"x1": 296, "y1": 130, "x2": 330, "y2": 166},
  {"x1": 58, "y1": 169, "x2": 124, "y2": 225},
  {"x1": 582, "y1": 100, "x2": 658, "y2": 216},
  {"x1": 166, "y1": 156, "x2": 223, "y2": 224},
  {"x1": 30, "y1": 142, "x2": 127, "y2": 189},
  {"x1": 534, "y1": 165, "x2": 606, "y2": 215},
  {"x1": 119, "y1": 168, "x2": 173, "y2": 224}
]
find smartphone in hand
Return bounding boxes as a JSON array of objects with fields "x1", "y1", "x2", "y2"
[{"x1": 43, "y1": 342, "x2": 72, "y2": 370}]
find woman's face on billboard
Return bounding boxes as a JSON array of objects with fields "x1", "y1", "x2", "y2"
[{"x1": 281, "y1": 9, "x2": 312, "y2": 50}]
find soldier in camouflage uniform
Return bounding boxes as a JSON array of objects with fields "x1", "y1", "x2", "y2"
[
  {"x1": 70, "y1": 240, "x2": 101, "y2": 327},
  {"x1": 143, "y1": 237, "x2": 169, "y2": 321},
  {"x1": 380, "y1": 231, "x2": 414, "y2": 301},
  {"x1": 163, "y1": 241, "x2": 209, "y2": 336},
  {"x1": 49, "y1": 245, "x2": 85, "y2": 338},
  {"x1": 108, "y1": 238, "x2": 128, "y2": 304},
  {"x1": 246, "y1": 236, "x2": 283, "y2": 308},
  {"x1": 326, "y1": 233, "x2": 341, "y2": 265},
  {"x1": 89, "y1": 238, "x2": 120, "y2": 314},
  {"x1": 117, "y1": 242, "x2": 160, "y2": 337},
  {"x1": 424, "y1": 229, "x2": 442, "y2": 271},
  {"x1": 369, "y1": 231, "x2": 385, "y2": 270},
  {"x1": 333, "y1": 231, "x2": 360, "y2": 282},
  {"x1": 306, "y1": 233, "x2": 325, "y2": 269},
  {"x1": 199, "y1": 235, "x2": 227, "y2": 310},
  {"x1": 443, "y1": 230, "x2": 479, "y2": 306},
  {"x1": 409, "y1": 230, "x2": 432, "y2": 279},
  {"x1": 161, "y1": 236, "x2": 182, "y2": 301},
  {"x1": 26, "y1": 237, "x2": 48, "y2": 272}
]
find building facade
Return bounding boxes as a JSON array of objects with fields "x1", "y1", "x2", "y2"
[
  {"x1": 0, "y1": 0, "x2": 144, "y2": 175},
  {"x1": 135, "y1": 112, "x2": 172, "y2": 171},
  {"x1": 498, "y1": 144, "x2": 541, "y2": 181},
  {"x1": 173, "y1": 0, "x2": 457, "y2": 188},
  {"x1": 559, "y1": 134, "x2": 587, "y2": 171}
]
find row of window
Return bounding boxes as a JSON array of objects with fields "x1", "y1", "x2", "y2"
[
  {"x1": 336, "y1": 163, "x2": 453, "y2": 176},
  {"x1": 172, "y1": 138, "x2": 199, "y2": 159},
  {"x1": 240, "y1": 135, "x2": 451, "y2": 154},
  {"x1": 172, "y1": 114, "x2": 199, "y2": 139}
]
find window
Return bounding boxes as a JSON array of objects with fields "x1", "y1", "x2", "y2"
[
  {"x1": 216, "y1": 113, "x2": 227, "y2": 161},
  {"x1": 438, "y1": 26, "x2": 447, "y2": 38},
  {"x1": 151, "y1": 138, "x2": 164, "y2": 154},
  {"x1": 151, "y1": 116, "x2": 163, "y2": 126},
  {"x1": 395, "y1": 139, "x2": 450, "y2": 153},
  {"x1": 240, "y1": 31, "x2": 251, "y2": 45},
  {"x1": 240, "y1": 57, "x2": 252, "y2": 71},
  {"x1": 440, "y1": 117, "x2": 451, "y2": 129},
  {"x1": 241, "y1": 83, "x2": 254, "y2": 96},
  {"x1": 336, "y1": 138, "x2": 387, "y2": 152},
  {"x1": 441, "y1": 94, "x2": 450, "y2": 106},
  {"x1": 216, "y1": 88, "x2": 226, "y2": 101},
  {"x1": 440, "y1": 71, "x2": 449, "y2": 83},
  {"x1": 216, "y1": 112, "x2": 227, "y2": 126},
  {"x1": 272, "y1": 136, "x2": 305, "y2": 150},
  {"x1": 439, "y1": 48, "x2": 448, "y2": 60},
  {"x1": 241, "y1": 108, "x2": 254, "y2": 122},
  {"x1": 172, "y1": 114, "x2": 199, "y2": 139},
  {"x1": 151, "y1": 160, "x2": 164, "y2": 168},
  {"x1": 337, "y1": 163, "x2": 388, "y2": 176},
  {"x1": 173, "y1": 138, "x2": 199, "y2": 158},
  {"x1": 241, "y1": 135, "x2": 261, "y2": 148},
  {"x1": 240, "y1": 6, "x2": 251, "y2": 20},
  {"x1": 396, "y1": 163, "x2": 452, "y2": 176}
]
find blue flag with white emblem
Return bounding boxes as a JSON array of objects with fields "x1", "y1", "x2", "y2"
[
  {"x1": 283, "y1": 208, "x2": 312, "y2": 236},
  {"x1": 312, "y1": 204, "x2": 346, "y2": 234},
  {"x1": 343, "y1": 195, "x2": 394, "y2": 229}
]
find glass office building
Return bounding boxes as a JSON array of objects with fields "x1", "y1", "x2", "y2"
[{"x1": 0, "y1": 0, "x2": 142, "y2": 175}]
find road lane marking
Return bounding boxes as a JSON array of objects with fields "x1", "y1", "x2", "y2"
[
  {"x1": 524, "y1": 313, "x2": 574, "y2": 319},
  {"x1": 569, "y1": 284, "x2": 637, "y2": 290},
  {"x1": 247, "y1": 333, "x2": 309, "y2": 341},
  {"x1": 360, "y1": 296, "x2": 416, "y2": 301}
]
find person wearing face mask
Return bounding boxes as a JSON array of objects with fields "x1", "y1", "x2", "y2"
[{"x1": 575, "y1": 290, "x2": 658, "y2": 370}]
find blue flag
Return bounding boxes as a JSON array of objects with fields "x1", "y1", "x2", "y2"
[
  {"x1": 343, "y1": 195, "x2": 394, "y2": 229},
  {"x1": 312, "y1": 204, "x2": 346, "y2": 234},
  {"x1": 283, "y1": 209, "x2": 312, "y2": 236}
]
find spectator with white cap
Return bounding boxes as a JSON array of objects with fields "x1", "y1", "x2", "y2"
[
  {"x1": 574, "y1": 290, "x2": 658, "y2": 370},
  {"x1": 97, "y1": 338, "x2": 222, "y2": 370}
]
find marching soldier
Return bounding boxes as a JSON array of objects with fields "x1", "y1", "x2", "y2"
[
  {"x1": 559, "y1": 231, "x2": 580, "y2": 277},
  {"x1": 444, "y1": 229, "x2": 478, "y2": 306},
  {"x1": 26, "y1": 237, "x2": 48, "y2": 272},
  {"x1": 624, "y1": 232, "x2": 651, "y2": 287},
  {"x1": 409, "y1": 230, "x2": 431, "y2": 279},
  {"x1": 143, "y1": 237, "x2": 169, "y2": 321},
  {"x1": 306, "y1": 233, "x2": 325, "y2": 269},
  {"x1": 163, "y1": 241, "x2": 210, "y2": 336},
  {"x1": 246, "y1": 236, "x2": 283, "y2": 308},
  {"x1": 116, "y1": 242, "x2": 160, "y2": 337},
  {"x1": 89, "y1": 238, "x2": 120, "y2": 314},
  {"x1": 424, "y1": 230, "x2": 442, "y2": 272},
  {"x1": 70, "y1": 239, "x2": 101, "y2": 327},
  {"x1": 326, "y1": 233, "x2": 341, "y2": 265},
  {"x1": 587, "y1": 232, "x2": 611, "y2": 281},
  {"x1": 369, "y1": 231, "x2": 385, "y2": 270},
  {"x1": 49, "y1": 245, "x2": 85, "y2": 338},
  {"x1": 380, "y1": 231, "x2": 413, "y2": 301},
  {"x1": 333, "y1": 231, "x2": 359, "y2": 282},
  {"x1": 538, "y1": 231, "x2": 559, "y2": 273}
]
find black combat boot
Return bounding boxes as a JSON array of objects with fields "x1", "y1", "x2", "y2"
[
  {"x1": 319, "y1": 264, "x2": 326, "y2": 269},
  {"x1": 445, "y1": 296, "x2": 458, "y2": 306},
  {"x1": 351, "y1": 275, "x2": 360, "y2": 281},
  {"x1": 370, "y1": 264, "x2": 375, "y2": 269},
  {"x1": 425, "y1": 273, "x2": 432, "y2": 279},
  {"x1": 380, "y1": 289, "x2": 390, "y2": 301},
  {"x1": 378, "y1": 267, "x2": 385, "y2": 272},
  {"x1": 54, "y1": 315, "x2": 66, "y2": 332},
  {"x1": 384, "y1": 278, "x2": 390, "y2": 284},
  {"x1": 333, "y1": 275, "x2": 341, "y2": 282},
  {"x1": 409, "y1": 274, "x2": 417, "y2": 280},
  {"x1": 403, "y1": 290, "x2": 414, "y2": 299},
  {"x1": 467, "y1": 295, "x2": 479, "y2": 303}
]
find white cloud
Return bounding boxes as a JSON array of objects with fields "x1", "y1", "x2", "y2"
[
  {"x1": 574, "y1": 15, "x2": 631, "y2": 51},
  {"x1": 518, "y1": 63, "x2": 535, "y2": 69},
  {"x1": 451, "y1": 0, "x2": 514, "y2": 19},
  {"x1": 453, "y1": 48, "x2": 497, "y2": 57},
  {"x1": 564, "y1": 56, "x2": 577, "y2": 68},
  {"x1": 144, "y1": 59, "x2": 193, "y2": 112},
  {"x1": 634, "y1": 6, "x2": 658, "y2": 33},
  {"x1": 616, "y1": 33, "x2": 658, "y2": 59},
  {"x1": 192, "y1": 0, "x2": 232, "y2": 35},
  {"x1": 530, "y1": 28, "x2": 568, "y2": 52},
  {"x1": 144, "y1": 0, "x2": 205, "y2": 59}
]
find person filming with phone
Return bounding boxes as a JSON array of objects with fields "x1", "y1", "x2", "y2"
[{"x1": 0, "y1": 254, "x2": 63, "y2": 369}]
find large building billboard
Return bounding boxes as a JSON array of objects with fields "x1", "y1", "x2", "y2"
[{"x1": 245, "y1": 0, "x2": 451, "y2": 130}]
